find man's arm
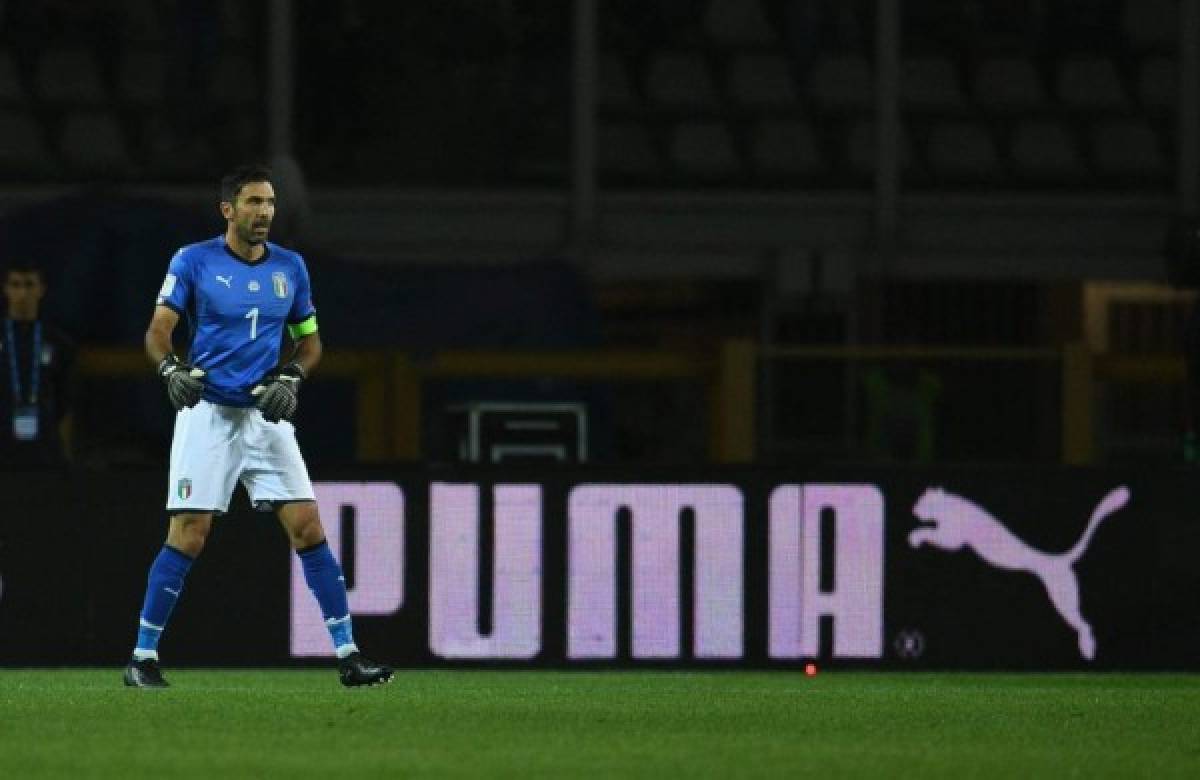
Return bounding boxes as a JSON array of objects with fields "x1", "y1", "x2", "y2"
[
  {"x1": 288, "y1": 331, "x2": 322, "y2": 376},
  {"x1": 254, "y1": 331, "x2": 321, "y2": 423},
  {"x1": 145, "y1": 305, "x2": 180, "y2": 366},
  {"x1": 146, "y1": 305, "x2": 205, "y2": 410}
]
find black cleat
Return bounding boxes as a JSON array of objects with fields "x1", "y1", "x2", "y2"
[
  {"x1": 338, "y1": 652, "x2": 393, "y2": 688},
  {"x1": 123, "y1": 658, "x2": 169, "y2": 689}
]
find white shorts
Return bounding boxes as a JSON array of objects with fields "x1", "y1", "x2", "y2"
[{"x1": 166, "y1": 400, "x2": 315, "y2": 513}]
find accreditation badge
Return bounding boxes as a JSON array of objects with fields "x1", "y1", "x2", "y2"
[{"x1": 12, "y1": 404, "x2": 39, "y2": 440}]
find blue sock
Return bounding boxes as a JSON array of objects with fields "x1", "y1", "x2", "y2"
[
  {"x1": 132, "y1": 545, "x2": 194, "y2": 661},
  {"x1": 298, "y1": 540, "x2": 358, "y2": 658}
]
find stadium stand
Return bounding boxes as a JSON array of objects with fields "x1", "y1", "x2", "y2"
[
  {"x1": 599, "y1": 53, "x2": 640, "y2": 111},
  {"x1": 1138, "y1": 55, "x2": 1176, "y2": 111},
  {"x1": 1010, "y1": 118, "x2": 1087, "y2": 181},
  {"x1": 749, "y1": 120, "x2": 823, "y2": 178},
  {"x1": 598, "y1": 121, "x2": 660, "y2": 179},
  {"x1": 0, "y1": 110, "x2": 55, "y2": 176},
  {"x1": 1124, "y1": 0, "x2": 1177, "y2": 53},
  {"x1": 809, "y1": 54, "x2": 875, "y2": 113},
  {"x1": 0, "y1": 50, "x2": 24, "y2": 105},
  {"x1": 595, "y1": 0, "x2": 1176, "y2": 190},
  {"x1": 901, "y1": 56, "x2": 969, "y2": 113},
  {"x1": 1055, "y1": 56, "x2": 1129, "y2": 111},
  {"x1": 847, "y1": 119, "x2": 916, "y2": 180},
  {"x1": 0, "y1": 0, "x2": 1178, "y2": 191},
  {"x1": 59, "y1": 110, "x2": 132, "y2": 175},
  {"x1": 117, "y1": 49, "x2": 167, "y2": 106},
  {"x1": 647, "y1": 51, "x2": 722, "y2": 111},
  {"x1": 727, "y1": 53, "x2": 799, "y2": 110},
  {"x1": 1091, "y1": 117, "x2": 1165, "y2": 181},
  {"x1": 211, "y1": 52, "x2": 259, "y2": 106},
  {"x1": 704, "y1": 0, "x2": 777, "y2": 49},
  {"x1": 972, "y1": 57, "x2": 1050, "y2": 115},
  {"x1": 669, "y1": 121, "x2": 741, "y2": 177},
  {"x1": 925, "y1": 122, "x2": 1003, "y2": 182},
  {"x1": 122, "y1": 0, "x2": 167, "y2": 45},
  {"x1": 36, "y1": 48, "x2": 108, "y2": 106}
]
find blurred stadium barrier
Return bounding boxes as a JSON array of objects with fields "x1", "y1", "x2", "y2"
[{"x1": 73, "y1": 341, "x2": 1186, "y2": 465}]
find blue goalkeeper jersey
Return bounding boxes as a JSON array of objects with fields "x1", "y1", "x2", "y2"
[{"x1": 155, "y1": 236, "x2": 317, "y2": 407}]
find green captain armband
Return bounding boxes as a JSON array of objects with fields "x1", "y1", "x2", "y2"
[{"x1": 287, "y1": 315, "x2": 318, "y2": 340}]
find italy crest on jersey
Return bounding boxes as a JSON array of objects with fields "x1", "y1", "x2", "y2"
[{"x1": 272, "y1": 272, "x2": 288, "y2": 298}]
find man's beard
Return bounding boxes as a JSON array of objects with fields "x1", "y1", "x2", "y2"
[{"x1": 240, "y1": 223, "x2": 269, "y2": 245}]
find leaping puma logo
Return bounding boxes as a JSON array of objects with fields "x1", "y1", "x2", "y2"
[
  {"x1": 216, "y1": 275, "x2": 232, "y2": 288},
  {"x1": 909, "y1": 486, "x2": 1130, "y2": 660}
]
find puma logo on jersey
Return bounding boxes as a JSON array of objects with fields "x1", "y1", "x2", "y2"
[
  {"x1": 909, "y1": 486, "x2": 1130, "y2": 660},
  {"x1": 216, "y1": 275, "x2": 233, "y2": 288}
]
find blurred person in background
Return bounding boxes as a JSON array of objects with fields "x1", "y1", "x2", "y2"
[{"x1": 0, "y1": 262, "x2": 75, "y2": 467}]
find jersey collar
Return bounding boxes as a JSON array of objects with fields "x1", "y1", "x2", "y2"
[{"x1": 222, "y1": 239, "x2": 271, "y2": 266}]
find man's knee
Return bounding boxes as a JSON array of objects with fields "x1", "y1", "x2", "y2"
[
  {"x1": 166, "y1": 513, "x2": 212, "y2": 557},
  {"x1": 279, "y1": 502, "x2": 324, "y2": 549}
]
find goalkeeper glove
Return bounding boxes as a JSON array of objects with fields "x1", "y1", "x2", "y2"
[
  {"x1": 251, "y1": 362, "x2": 306, "y2": 423},
  {"x1": 158, "y1": 353, "x2": 206, "y2": 410}
]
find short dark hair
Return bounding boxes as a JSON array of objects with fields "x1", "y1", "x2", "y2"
[
  {"x1": 4, "y1": 261, "x2": 43, "y2": 278},
  {"x1": 220, "y1": 164, "x2": 273, "y2": 204}
]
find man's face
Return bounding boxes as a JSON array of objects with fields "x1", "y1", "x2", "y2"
[
  {"x1": 222, "y1": 180, "x2": 276, "y2": 246},
  {"x1": 4, "y1": 271, "x2": 45, "y2": 321}
]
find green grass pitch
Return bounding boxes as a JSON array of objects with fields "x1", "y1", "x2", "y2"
[{"x1": 1, "y1": 670, "x2": 1197, "y2": 778}]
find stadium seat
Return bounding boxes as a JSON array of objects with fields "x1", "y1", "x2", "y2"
[
  {"x1": 1091, "y1": 119, "x2": 1165, "y2": 180},
  {"x1": 0, "y1": 50, "x2": 24, "y2": 104},
  {"x1": 599, "y1": 54, "x2": 639, "y2": 111},
  {"x1": 219, "y1": 0, "x2": 252, "y2": 43},
  {"x1": 118, "y1": 48, "x2": 167, "y2": 105},
  {"x1": 809, "y1": 55, "x2": 874, "y2": 113},
  {"x1": 728, "y1": 53, "x2": 799, "y2": 110},
  {"x1": 1138, "y1": 56, "x2": 1175, "y2": 110},
  {"x1": 59, "y1": 110, "x2": 131, "y2": 173},
  {"x1": 1124, "y1": 0, "x2": 1176, "y2": 53},
  {"x1": 1010, "y1": 119, "x2": 1085, "y2": 180},
  {"x1": 704, "y1": 0, "x2": 776, "y2": 48},
  {"x1": 0, "y1": 111, "x2": 55, "y2": 174},
  {"x1": 1056, "y1": 57, "x2": 1128, "y2": 110},
  {"x1": 122, "y1": 0, "x2": 167, "y2": 44},
  {"x1": 598, "y1": 121, "x2": 660, "y2": 177},
  {"x1": 212, "y1": 52, "x2": 258, "y2": 104},
  {"x1": 971, "y1": 0, "x2": 1044, "y2": 53},
  {"x1": 926, "y1": 122, "x2": 1001, "y2": 180},
  {"x1": 973, "y1": 57, "x2": 1048, "y2": 113},
  {"x1": 847, "y1": 120, "x2": 913, "y2": 178},
  {"x1": 902, "y1": 57, "x2": 968, "y2": 113},
  {"x1": 669, "y1": 121, "x2": 741, "y2": 176},
  {"x1": 36, "y1": 48, "x2": 107, "y2": 105},
  {"x1": 1048, "y1": 0, "x2": 1124, "y2": 54},
  {"x1": 750, "y1": 120, "x2": 823, "y2": 177},
  {"x1": 646, "y1": 52, "x2": 721, "y2": 111}
]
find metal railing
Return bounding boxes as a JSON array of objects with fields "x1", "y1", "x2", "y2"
[{"x1": 75, "y1": 341, "x2": 1185, "y2": 465}]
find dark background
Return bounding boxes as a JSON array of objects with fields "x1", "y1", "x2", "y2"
[{"x1": 0, "y1": 0, "x2": 1192, "y2": 466}]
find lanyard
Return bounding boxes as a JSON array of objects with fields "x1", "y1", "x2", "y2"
[{"x1": 5, "y1": 319, "x2": 41, "y2": 404}]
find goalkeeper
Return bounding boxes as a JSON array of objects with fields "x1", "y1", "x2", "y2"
[{"x1": 123, "y1": 164, "x2": 392, "y2": 689}]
